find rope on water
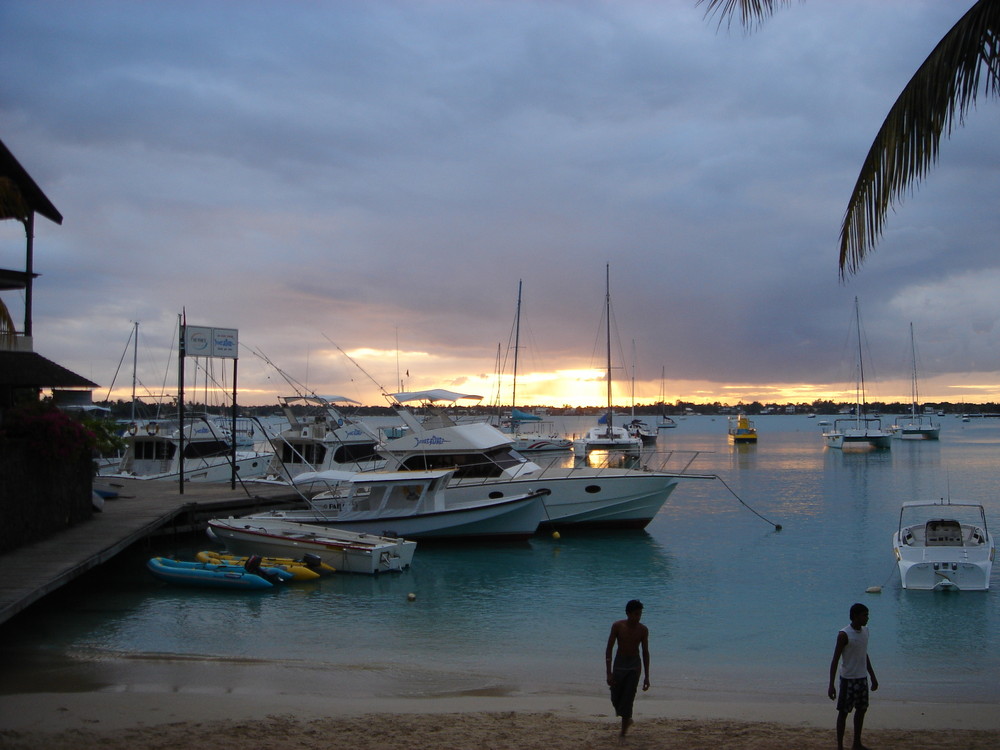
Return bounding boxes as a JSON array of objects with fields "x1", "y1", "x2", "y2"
[
  {"x1": 715, "y1": 475, "x2": 782, "y2": 531},
  {"x1": 866, "y1": 560, "x2": 900, "y2": 594}
]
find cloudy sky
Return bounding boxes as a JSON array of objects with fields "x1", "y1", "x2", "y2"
[{"x1": 2, "y1": 0, "x2": 999, "y2": 409}]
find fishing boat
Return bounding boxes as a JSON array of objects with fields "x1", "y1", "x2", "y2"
[
  {"x1": 376, "y1": 389, "x2": 702, "y2": 530},
  {"x1": 146, "y1": 556, "x2": 292, "y2": 590},
  {"x1": 823, "y1": 298, "x2": 892, "y2": 450},
  {"x1": 264, "y1": 395, "x2": 385, "y2": 481},
  {"x1": 493, "y1": 281, "x2": 572, "y2": 453},
  {"x1": 206, "y1": 518, "x2": 416, "y2": 574},
  {"x1": 573, "y1": 265, "x2": 642, "y2": 455},
  {"x1": 728, "y1": 414, "x2": 758, "y2": 443},
  {"x1": 890, "y1": 324, "x2": 941, "y2": 440},
  {"x1": 101, "y1": 415, "x2": 272, "y2": 482},
  {"x1": 245, "y1": 468, "x2": 550, "y2": 541},
  {"x1": 893, "y1": 500, "x2": 994, "y2": 591}
]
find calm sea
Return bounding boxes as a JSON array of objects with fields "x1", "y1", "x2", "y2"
[{"x1": 2, "y1": 414, "x2": 998, "y2": 705}]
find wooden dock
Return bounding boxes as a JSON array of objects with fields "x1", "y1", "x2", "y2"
[{"x1": 0, "y1": 479, "x2": 301, "y2": 626}]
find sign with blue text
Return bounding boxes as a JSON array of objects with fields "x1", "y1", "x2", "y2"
[{"x1": 184, "y1": 326, "x2": 238, "y2": 359}]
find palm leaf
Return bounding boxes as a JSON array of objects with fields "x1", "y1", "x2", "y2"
[
  {"x1": 698, "y1": 0, "x2": 791, "y2": 31},
  {"x1": 840, "y1": 0, "x2": 1000, "y2": 277}
]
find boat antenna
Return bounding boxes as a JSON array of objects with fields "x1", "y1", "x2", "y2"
[
  {"x1": 321, "y1": 333, "x2": 399, "y2": 406},
  {"x1": 714, "y1": 475, "x2": 782, "y2": 531}
]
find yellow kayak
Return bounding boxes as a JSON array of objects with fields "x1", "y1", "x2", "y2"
[{"x1": 196, "y1": 550, "x2": 333, "y2": 580}]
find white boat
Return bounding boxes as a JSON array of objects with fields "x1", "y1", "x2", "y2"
[
  {"x1": 893, "y1": 500, "x2": 994, "y2": 591},
  {"x1": 823, "y1": 298, "x2": 892, "y2": 451},
  {"x1": 890, "y1": 324, "x2": 941, "y2": 440},
  {"x1": 264, "y1": 395, "x2": 385, "y2": 481},
  {"x1": 380, "y1": 389, "x2": 702, "y2": 530},
  {"x1": 206, "y1": 517, "x2": 416, "y2": 574},
  {"x1": 100, "y1": 415, "x2": 272, "y2": 482},
  {"x1": 246, "y1": 468, "x2": 550, "y2": 541},
  {"x1": 573, "y1": 266, "x2": 642, "y2": 455}
]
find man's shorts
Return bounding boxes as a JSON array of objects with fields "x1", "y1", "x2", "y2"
[{"x1": 836, "y1": 677, "x2": 869, "y2": 713}]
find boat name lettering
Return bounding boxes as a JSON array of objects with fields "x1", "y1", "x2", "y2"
[{"x1": 415, "y1": 436, "x2": 450, "y2": 446}]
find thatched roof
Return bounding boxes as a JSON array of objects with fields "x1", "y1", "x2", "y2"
[
  {"x1": 0, "y1": 138, "x2": 62, "y2": 225},
  {"x1": 0, "y1": 351, "x2": 97, "y2": 389}
]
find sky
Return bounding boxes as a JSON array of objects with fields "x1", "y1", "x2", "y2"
[{"x1": 2, "y1": 0, "x2": 999, "y2": 409}]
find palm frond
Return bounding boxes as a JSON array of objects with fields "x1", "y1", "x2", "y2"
[
  {"x1": 698, "y1": 0, "x2": 792, "y2": 31},
  {"x1": 839, "y1": 0, "x2": 1000, "y2": 278}
]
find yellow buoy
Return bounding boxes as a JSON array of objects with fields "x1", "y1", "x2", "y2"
[{"x1": 551, "y1": 531, "x2": 561, "y2": 540}]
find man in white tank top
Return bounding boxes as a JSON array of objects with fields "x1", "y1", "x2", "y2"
[{"x1": 828, "y1": 602, "x2": 879, "y2": 750}]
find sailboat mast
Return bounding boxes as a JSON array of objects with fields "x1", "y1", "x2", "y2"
[
  {"x1": 910, "y1": 322, "x2": 919, "y2": 417},
  {"x1": 130, "y1": 321, "x2": 138, "y2": 422},
  {"x1": 605, "y1": 264, "x2": 612, "y2": 432},
  {"x1": 512, "y1": 279, "x2": 522, "y2": 409},
  {"x1": 854, "y1": 297, "x2": 865, "y2": 421}
]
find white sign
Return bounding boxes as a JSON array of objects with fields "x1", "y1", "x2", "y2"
[{"x1": 184, "y1": 325, "x2": 239, "y2": 359}]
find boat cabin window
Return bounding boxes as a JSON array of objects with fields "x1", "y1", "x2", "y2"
[
  {"x1": 397, "y1": 447, "x2": 523, "y2": 478},
  {"x1": 134, "y1": 439, "x2": 175, "y2": 461},
  {"x1": 332, "y1": 442, "x2": 379, "y2": 464},
  {"x1": 184, "y1": 439, "x2": 231, "y2": 460},
  {"x1": 925, "y1": 520, "x2": 963, "y2": 546},
  {"x1": 281, "y1": 442, "x2": 326, "y2": 465}
]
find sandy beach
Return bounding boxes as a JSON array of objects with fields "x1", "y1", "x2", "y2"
[{"x1": 2, "y1": 684, "x2": 999, "y2": 749}]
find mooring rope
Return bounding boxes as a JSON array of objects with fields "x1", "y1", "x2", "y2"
[{"x1": 715, "y1": 475, "x2": 782, "y2": 531}]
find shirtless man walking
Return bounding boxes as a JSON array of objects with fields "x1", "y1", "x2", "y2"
[{"x1": 605, "y1": 599, "x2": 650, "y2": 741}]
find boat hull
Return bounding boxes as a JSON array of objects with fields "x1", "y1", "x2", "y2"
[
  {"x1": 245, "y1": 492, "x2": 548, "y2": 542},
  {"x1": 449, "y1": 470, "x2": 680, "y2": 530},
  {"x1": 207, "y1": 519, "x2": 416, "y2": 574}
]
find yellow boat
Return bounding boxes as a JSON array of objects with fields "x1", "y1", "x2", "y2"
[
  {"x1": 728, "y1": 414, "x2": 758, "y2": 443},
  {"x1": 196, "y1": 550, "x2": 333, "y2": 580}
]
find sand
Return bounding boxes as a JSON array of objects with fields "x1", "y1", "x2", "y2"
[{"x1": 2, "y1": 688, "x2": 999, "y2": 749}]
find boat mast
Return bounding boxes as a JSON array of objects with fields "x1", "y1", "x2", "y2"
[
  {"x1": 512, "y1": 279, "x2": 522, "y2": 410},
  {"x1": 909, "y1": 322, "x2": 919, "y2": 418},
  {"x1": 605, "y1": 264, "x2": 613, "y2": 435},
  {"x1": 130, "y1": 321, "x2": 138, "y2": 423},
  {"x1": 854, "y1": 297, "x2": 866, "y2": 423}
]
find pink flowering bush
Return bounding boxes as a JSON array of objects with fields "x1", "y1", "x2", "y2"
[{"x1": 1, "y1": 403, "x2": 97, "y2": 462}]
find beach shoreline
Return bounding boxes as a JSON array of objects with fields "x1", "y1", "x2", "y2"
[{"x1": 2, "y1": 688, "x2": 999, "y2": 749}]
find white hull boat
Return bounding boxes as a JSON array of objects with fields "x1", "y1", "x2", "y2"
[
  {"x1": 249, "y1": 468, "x2": 550, "y2": 541},
  {"x1": 100, "y1": 416, "x2": 271, "y2": 482},
  {"x1": 890, "y1": 324, "x2": 941, "y2": 440},
  {"x1": 207, "y1": 517, "x2": 416, "y2": 574},
  {"x1": 823, "y1": 420, "x2": 893, "y2": 450},
  {"x1": 380, "y1": 391, "x2": 702, "y2": 530},
  {"x1": 823, "y1": 299, "x2": 891, "y2": 451},
  {"x1": 893, "y1": 500, "x2": 994, "y2": 591},
  {"x1": 575, "y1": 266, "x2": 643, "y2": 455},
  {"x1": 264, "y1": 395, "x2": 385, "y2": 481}
]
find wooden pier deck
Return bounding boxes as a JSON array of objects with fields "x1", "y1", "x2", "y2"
[{"x1": 0, "y1": 479, "x2": 301, "y2": 626}]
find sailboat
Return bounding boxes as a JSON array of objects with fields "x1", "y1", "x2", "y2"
[
  {"x1": 890, "y1": 323, "x2": 940, "y2": 440},
  {"x1": 625, "y1": 340, "x2": 657, "y2": 445},
  {"x1": 495, "y1": 281, "x2": 572, "y2": 452},
  {"x1": 822, "y1": 298, "x2": 892, "y2": 450},
  {"x1": 656, "y1": 365, "x2": 677, "y2": 429},
  {"x1": 573, "y1": 265, "x2": 642, "y2": 454}
]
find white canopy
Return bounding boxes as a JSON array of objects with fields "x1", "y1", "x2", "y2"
[{"x1": 391, "y1": 389, "x2": 483, "y2": 404}]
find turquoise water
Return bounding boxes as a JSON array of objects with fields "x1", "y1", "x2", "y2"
[{"x1": 1, "y1": 414, "x2": 998, "y2": 705}]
